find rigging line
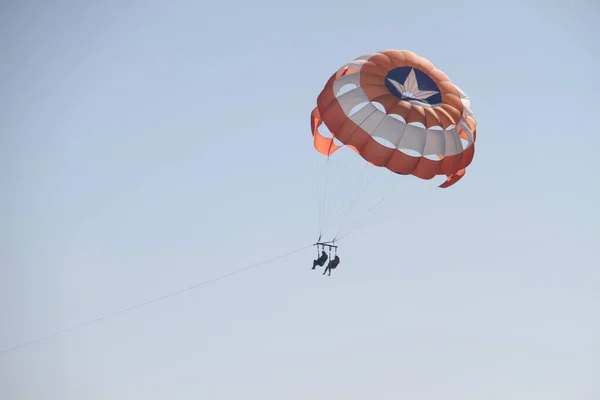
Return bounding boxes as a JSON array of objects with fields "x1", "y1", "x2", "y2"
[
  {"x1": 318, "y1": 155, "x2": 333, "y2": 235},
  {"x1": 326, "y1": 159, "x2": 372, "y2": 233},
  {"x1": 336, "y1": 185, "x2": 439, "y2": 242},
  {"x1": 316, "y1": 156, "x2": 322, "y2": 236},
  {"x1": 332, "y1": 162, "x2": 391, "y2": 240},
  {"x1": 0, "y1": 244, "x2": 313, "y2": 356}
]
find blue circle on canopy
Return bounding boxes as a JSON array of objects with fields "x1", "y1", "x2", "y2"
[{"x1": 384, "y1": 67, "x2": 442, "y2": 106}]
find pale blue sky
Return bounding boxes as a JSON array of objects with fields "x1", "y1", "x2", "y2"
[{"x1": 1, "y1": 0, "x2": 599, "y2": 399}]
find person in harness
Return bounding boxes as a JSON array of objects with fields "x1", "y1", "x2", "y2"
[
  {"x1": 312, "y1": 250, "x2": 328, "y2": 269},
  {"x1": 323, "y1": 255, "x2": 340, "y2": 276}
]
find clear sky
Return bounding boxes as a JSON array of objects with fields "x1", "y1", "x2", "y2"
[{"x1": 1, "y1": 0, "x2": 599, "y2": 399}]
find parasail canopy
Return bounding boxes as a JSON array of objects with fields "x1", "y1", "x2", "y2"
[{"x1": 311, "y1": 49, "x2": 477, "y2": 188}]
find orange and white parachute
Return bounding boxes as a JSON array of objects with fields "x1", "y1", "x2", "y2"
[
  {"x1": 311, "y1": 50, "x2": 477, "y2": 242},
  {"x1": 311, "y1": 49, "x2": 476, "y2": 188}
]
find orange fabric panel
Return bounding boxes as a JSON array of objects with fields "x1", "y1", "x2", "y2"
[
  {"x1": 406, "y1": 105, "x2": 426, "y2": 125},
  {"x1": 311, "y1": 107, "x2": 340, "y2": 156},
  {"x1": 359, "y1": 139, "x2": 395, "y2": 167},
  {"x1": 439, "y1": 168, "x2": 466, "y2": 188},
  {"x1": 386, "y1": 150, "x2": 421, "y2": 175}
]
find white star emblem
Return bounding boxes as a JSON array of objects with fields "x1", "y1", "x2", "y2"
[{"x1": 386, "y1": 68, "x2": 438, "y2": 101}]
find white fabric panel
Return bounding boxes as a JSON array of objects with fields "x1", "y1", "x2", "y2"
[
  {"x1": 443, "y1": 129, "x2": 462, "y2": 156},
  {"x1": 458, "y1": 118, "x2": 474, "y2": 144},
  {"x1": 333, "y1": 73, "x2": 361, "y2": 96},
  {"x1": 354, "y1": 53, "x2": 377, "y2": 62},
  {"x1": 339, "y1": 101, "x2": 467, "y2": 156},
  {"x1": 341, "y1": 60, "x2": 368, "y2": 72},
  {"x1": 369, "y1": 114, "x2": 407, "y2": 147},
  {"x1": 455, "y1": 85, "x2": 476, "y2": 121},
  {"x1": 423, "y1": 129, "x2": 446, "y2": 156},
  {"x1": 455, "y1": 85, "x2": 467, "y2": 100},
  {"x1": 463, "y1": 104, "x2": 474, "y2": 119},
  {"x1": 340, "y1": 53, "x2": 376, "y2": 72},
  {"x1": 345, "y1": 101, "x2": 376, "y2": 124},
  {"x1": 398, "y1": 124, "x2": 427, "y2": 154},
  {"x1": 336, "y1": 87, "x2": 370, "y2": 116},
  {"x1": 349, "y1": 104, "x2": 386, "y2": 133},
  {"x1": 451, "y1": 85, "x2": 476, "y2": 149}
]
